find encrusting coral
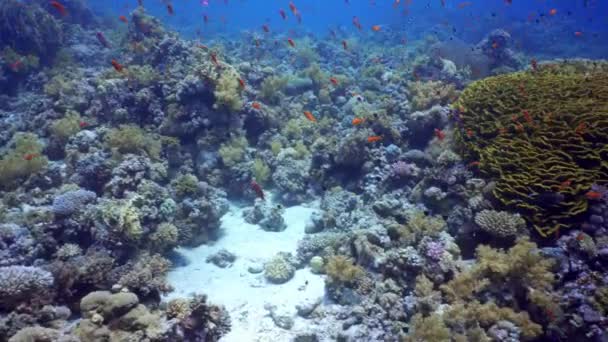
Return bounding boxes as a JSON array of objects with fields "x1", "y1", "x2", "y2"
[{"x1": 454, "y1": 60, "x2": 608, "y2": 237}]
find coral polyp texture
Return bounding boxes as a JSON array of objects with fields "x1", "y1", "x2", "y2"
[{"x1": 454, "y1": 61, "x2": 608, "y2": 237}]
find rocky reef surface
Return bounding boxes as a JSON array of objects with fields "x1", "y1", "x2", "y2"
[{"x1": 0, "y1": 1, "x2": 607, "y2": 341}]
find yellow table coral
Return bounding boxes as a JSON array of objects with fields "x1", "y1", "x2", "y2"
[{"x1": 454, "y1": 61, "x2": 608, "y2": 237}]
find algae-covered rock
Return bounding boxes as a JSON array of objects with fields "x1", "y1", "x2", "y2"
[{"x1": 454, "y1": 60, "x2": 608, "y2": 237}]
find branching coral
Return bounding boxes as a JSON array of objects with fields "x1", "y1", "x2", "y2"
[
  {"x1": 0, "y1": 133, "x2": 47, "y2": 190},
  {"x1": 474, "y1": 209, "x2": 526, "y2": 238},
  {"x1": 117, "y1": 253, "x2": 172, "y2": 297},
  {"x1": 0, "y1": 266, "x2": 54, "y2": 309},
  {"x1": 454, "y1": 61, "x2": 608, "y2": 237}
]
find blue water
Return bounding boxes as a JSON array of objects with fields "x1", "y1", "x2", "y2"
[{"x1": 89, "y1": 0, "x2": 608, "y2": 59}]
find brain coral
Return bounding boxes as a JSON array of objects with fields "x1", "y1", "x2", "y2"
[{"x1": 454, "y1": 60, "x2": 608, "y2": 237}]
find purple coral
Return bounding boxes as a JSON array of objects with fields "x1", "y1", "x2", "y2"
[
  {"x1": 424, "y1": 241, "x2": 444, "y2": 262},
  {"x1": 390, "y1": 161, "x2": 419, "y2": 178},
  {"x1": 51, "y1": 189, "x2": 97, "y2": 216},
  {"x1": 0, "y1": 266, "x2": 54, "y2": 308}
]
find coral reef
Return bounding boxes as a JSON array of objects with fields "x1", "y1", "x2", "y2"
[{"x1": 454, "y1": 61, "x2": 608, "y2": 236}]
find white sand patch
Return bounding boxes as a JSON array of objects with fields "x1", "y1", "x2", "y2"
[{"x1": 165, "y1": 200, "x2": 327, "y2": 341}]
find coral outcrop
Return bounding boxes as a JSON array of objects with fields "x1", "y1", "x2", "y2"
[{"x1": 454, "y1": 61, "x2": 608, "y2": 236}]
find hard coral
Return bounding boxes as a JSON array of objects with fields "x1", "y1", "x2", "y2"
[
  {"x1": 117, "y1": 253, "x2": 173, "y2": 298},
  {"x1": 474, "y1": 209, "x2": 526, "y2": 238},
  {"x1": 454, "y1": 61, "x2": 608, "y2": 237},
  {"x1": 264, "y1": 254, "x2": 295, "y2": 284},
  {"x1": 0, "y1": 266, "x2": 54, "y2": 309}
]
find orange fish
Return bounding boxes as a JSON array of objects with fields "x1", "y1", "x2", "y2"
[
  {"x1": 466, "y1": 128, "x2": 474, "y2": 138},
  {"x1": 119, "y1": 15, "x2": 128, "y2": 23},
  {"x1": 9, "y1": 60, "x2": 22, "y2": 72},
  {"x1": 304, "y1": 111, "x2": 316, "y2": 122},
  {"x1": 251, "y1": 102, "x2": 261, "y2": 110},
  {"x1": 167, "y1": 4, "x2": 174, "y2": 15},
  {"x1": 434, "y1": 128, "x2": 445, "y2": 141},
  {"x1": 549, "y1": 8, "x2": 557, "y2": 16},
  {"x1": 367, "y1": 136, "x2": 382, "y2": 143},
  {"x1": 585, "y1": 191, "x2": 603, "y2": 200},
  {"x1": 371, "y1": 25, "x2": 381, "y2": 32},
  {"x1": 574, "y1": 31, "x2": 583, "y2": 37},
  {"x1": 50, "y1": 1, "x2": 67, "y2": 16},
  {"x1": 352, "y1": 16, "x2": 362, "y2": 30},
  {"x1": 262, "y1": 24, "x2": 270, "y2": 33},
  {"x1": 492, "y1": 41, "x2": 499, "y2": 49},
  {"x1": 279, "y1": 9, "x2": 287, "y2": 20},
  {"x1": 79, "y1": 121, "x2": 88, "y2": 128},
  {"x1": 558, "y1": 180, "x2": 572, "y2": 191},
  {"x1": 498, "y1": 127, "x2": 507, "y2": 135},
  {"x1": 210, "y1": 52, "x2": 219, "y2": 66},
  {"x1": 522, "y1": 110, "x2": 532, "y2": 124},
  {"x1": 468, "y1": 161, "x2": 480, "y2": 167},
  {"x1": 352, "y1": 118, "x2": 364, "y2": 125},
  {"x1": 288, "y1": 38, "x2": 295, "y2": 47},
  {"x1": 23, "y1": 153, "x2": 39, "y2": 161},
  {"x1": 575, "y1": 122, "x2": 587, "y2": 135},
  {"x1": 530, "y1": 58, "x2": 538, "y2": 71},
  {"x1": 329, "y1": 77, "x2": 338, "y2": 85},
  {"x1": 238, "y1": 78, "x2": 246, "y2": 89},
  {"x1": 342, "y1": 40, "x2": 348, "y2": 50},
  {"x1": 255, "y1": 39, "x2": 260, "y2": 48},
  {"x1": 111, "y1": 59, "x2": 124, "y2": 72},
  {"x1": 515, "y1": 122, "x2": 525, "y2": 132},
  {"x1": 289, "y1": 1, "x2": 297, "y2": 14}
]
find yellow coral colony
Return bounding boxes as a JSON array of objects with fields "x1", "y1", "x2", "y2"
[{"x1": 454, "y1": 61, "x2": 608, "y2": 237}]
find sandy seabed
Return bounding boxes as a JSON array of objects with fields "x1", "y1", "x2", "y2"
[{"x1": 166, "y1": 200, "x2": 327, "y2": 341}]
